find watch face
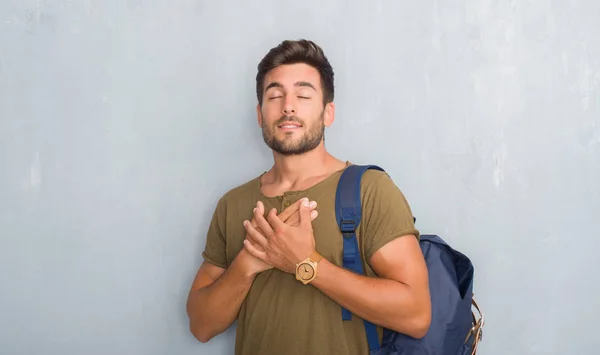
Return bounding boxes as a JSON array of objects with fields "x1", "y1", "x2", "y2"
[{"x1": 298, "y1": 263, "x2": 315, "y2": 280}]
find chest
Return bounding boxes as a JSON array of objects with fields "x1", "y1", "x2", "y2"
[{"x1": 224, "y1": 189, "x2": 346, "y2": 267}]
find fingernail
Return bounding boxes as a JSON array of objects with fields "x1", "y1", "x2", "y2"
[
  {"x1": 302, "y1": 198, "x2": 309, "y2": 207},
  {"x1": 309, "y1": 201, "x2": 317, "y2": 208},
  {"x1": 253, "y1": 208, "x2": 256, "y2": 213}
]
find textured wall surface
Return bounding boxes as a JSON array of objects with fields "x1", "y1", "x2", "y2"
[{"x1": 1, "y1": 1, "x2": 599, "y2": 354}]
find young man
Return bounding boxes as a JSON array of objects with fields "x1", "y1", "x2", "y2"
[{"x1": 186, "y1": 39, "x2": 431, "y2": 355}]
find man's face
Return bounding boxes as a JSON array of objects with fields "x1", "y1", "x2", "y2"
[{"x1": 257, "y1": 63, "x2": 334, "y2": 156}]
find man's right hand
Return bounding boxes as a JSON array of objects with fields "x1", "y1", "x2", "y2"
[{"x1": 238, "y1": 199, "x2": 318, "y2": 276}]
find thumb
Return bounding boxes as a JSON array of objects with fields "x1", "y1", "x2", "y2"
[{"x1": 299, "y1": 198, "x2": 312, "y2": 227}]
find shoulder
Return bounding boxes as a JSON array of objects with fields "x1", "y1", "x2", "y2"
[
  {"x1": 359, "y1": 168, "x2": 407, "y2": 199},
  {"x1": 355, "y1": 166, "x2": 418, "y2": 236},
  {"x1": 219, "y1": 175, "x2": 261, "y2": 204},
  {"x1": 207, "y1": 175, "x2": 262, "y2": 224},
  {"x1": 353, "y1": 167, "x2": 420, "y2": 262},
  {"x1": 206, "y1": 174, "x2": 261, "y2": 232},
  {"x1": 360, "y1": 168, "x2": 392, "y2": 185},
  {"x1": 213, "y1": 172, "x2": 262, "y2": 205},
  {"x1": 339, "y1": 164, "x2": 411, "y2": 205}
]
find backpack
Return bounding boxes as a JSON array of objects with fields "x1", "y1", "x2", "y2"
[{"x1": 335, "y1": 164, "x2": 484, "y2": 355}]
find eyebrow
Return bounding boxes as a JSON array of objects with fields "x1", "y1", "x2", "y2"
[{"x1": 264, "y1": 81, "x2": 317, "y2": 92}]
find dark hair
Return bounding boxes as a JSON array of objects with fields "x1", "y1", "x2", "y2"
[{"x1": 256, "y1": 39, "x2": 334, "y2": 106}]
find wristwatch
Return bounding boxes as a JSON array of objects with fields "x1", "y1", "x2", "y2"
[{"x1": 295, "y1": 251, "x2": 324, "y2": 285}]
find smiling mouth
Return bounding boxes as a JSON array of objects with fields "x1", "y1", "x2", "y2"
[{"x1": 278, "y1": 124, "x2": 302, "y2": 129}]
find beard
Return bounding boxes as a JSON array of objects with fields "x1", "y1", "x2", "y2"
[{"x1": 261, "y1": 112, "x2": 325, "y2": 156}]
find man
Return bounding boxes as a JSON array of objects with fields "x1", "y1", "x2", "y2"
[{"x1": 186, "y1": 39, "x2": 431, "y2": 355}]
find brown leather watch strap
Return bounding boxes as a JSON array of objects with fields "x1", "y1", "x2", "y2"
[{"x1": 309, "y1": 251, "x2": 323, "y2": 263}]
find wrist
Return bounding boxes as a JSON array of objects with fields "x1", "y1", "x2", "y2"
[
  {"x1": 233, "y1": 250, "x2": 260, "y2": 279},
  {"x1": 311, "y1": 257, "x2": 331, "y2": 285},
  {"x1": 295, "y1": 251, "x2": 324, "y2": 285},
  {"x1": 296, "y1": 247, "x2": 317, "y2": 265}
]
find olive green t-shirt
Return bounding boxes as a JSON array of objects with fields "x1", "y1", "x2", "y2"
[{"x1": 202, "y1": 163, "x2": 419, "y2": 355}]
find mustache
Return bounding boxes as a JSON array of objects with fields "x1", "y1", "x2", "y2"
[{"x1": 275, "y1": 116, "x2": 304, "y2": 126}]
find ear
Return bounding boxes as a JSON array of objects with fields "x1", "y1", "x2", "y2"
[
  {"x1": 323, "y1": 102, "x2": 335, "y2": 127},
  {"x1": 256, "y1": 103, "x2": 263, "y2": 128}
]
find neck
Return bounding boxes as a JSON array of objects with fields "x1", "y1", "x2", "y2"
[{"x1": 269, "y1": 143, "x2": 333, "y2": 185}]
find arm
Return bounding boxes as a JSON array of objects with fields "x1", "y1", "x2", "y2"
[
  {"x1": 243, "y1": 174, "x2": 431, "y2": 339},
  {"x1": 310, "y1": 235, "x2": 431, "y2": 338},
  {"x1": 186, "y1": 199, "x2": 319, "y2": 343},
  {"x1": 245, "y1": 210, "x2": 430, "y2": 338},
  {"x1": 186, "y1": 251, "x2": 257, "y2": 343}
]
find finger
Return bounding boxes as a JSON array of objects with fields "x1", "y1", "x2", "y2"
[
  {"x1": 288, "y1": 210, "x2": 318, "y2": 227},
  {"x1": 280, "y1": 199, "x2": 317, "y2": 223},
  {"x1": 250, "y1": 208, "x2": 259, "y2": 227},
  {"x1": 279, "y1": 199, "x2": 302, "y2": 222},
  {"x1": 251, "y1": 203, "x2": 265, "y2": 225},
  {"x1": 286, "y1": 212, "x2": 300, "y2": 227},
  {"x1": 257, "y1": 201, "x2": 265, "y2": 215},
  {"x1": 254, "y1": 207, "x2": 276, "y2": 238},
  {"x1": 286, "y1": 199, "x2": 318, "y2": 226},
  {"x1": 311, "y1": 210, "x2": 318, "y2": 221},
  {"x1": 299, "y1": 198, "x2": 313, "y2": 228},
  {"x1": 243, "y1": 220, "x2": 269, "y2": 249},
  {"x1": 248, "y1": 210, "x2": 265, "y2": 234},
  {"x1": 243, "y1": 239, "x2": 268, "y2": 261},
  {"x1": 245, "y1": 226, "x2": 267, "y2": 250},
  {"x1": 266, "y1": 205, "x2": 289, "y2": 232},
  {"x1": 245, "y1": 234, "x2": 265, "y2": 251}
]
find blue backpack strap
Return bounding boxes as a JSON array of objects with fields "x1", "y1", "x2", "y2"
[{"x1": 335, "y1": 164, "x2": 384, "y2": 352}]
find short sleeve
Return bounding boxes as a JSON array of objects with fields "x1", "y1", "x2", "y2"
[
  {"x1": 358, "y1": 171, "x2": 420, "y2": 263},
  {"x1": 201, "y1": 197, "x2": 228, "y2": 269}
]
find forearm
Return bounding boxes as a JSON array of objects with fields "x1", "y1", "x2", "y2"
[
  {"x1": 311, "y1": 258, "x2": 430, "y2": 338},
  {"x1": 187, "y1": 256, "x2": 255, "y2": 342}
]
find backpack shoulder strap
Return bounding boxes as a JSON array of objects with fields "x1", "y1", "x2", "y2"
[
  {"x1": 335, "y1": 164, "x2": 384, "y2": 352},
  {"x1": 335, "y1": 164, "x2": 384, "y2": 235}
]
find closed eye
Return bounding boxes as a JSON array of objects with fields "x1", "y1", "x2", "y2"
[
  {"x1": 269, "y1": 96, "x2": 283, "y2": 100},
  {"x1": 298, "y1": 96, "x2": 311, "y2": 99}
]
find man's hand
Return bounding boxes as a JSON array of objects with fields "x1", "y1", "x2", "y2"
[
  {"x1": 278, "y1": 199, "x2": 318, "y2": 227},
  {"x1": 243, "y1": 197, "x2": 316, "y2": 274},
  {"x1": 239, "y1": 198, "x2": 318, "y2": 276}
]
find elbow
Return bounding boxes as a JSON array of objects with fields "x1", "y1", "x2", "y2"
[
  {"x1": 406, "y1": 289, "x2": 432, "y2": 339},
  {"x1": 187, "y1": 300, "x2": 216, "y2": 343},
  {"x1": 408, "y1": 313, "x2": 431, "y2": 339},
  {"x1": 193, "y1": 333, "x2": 213, "y2": 344},
  {"x1": 407, "y1": 307, "x2": 432, "y2": 339},
  {"x1": 390, "y1": 306, "x2": 431, "y2": 339},
  {"x1": 189, "y1": 320, "x2": 215, "y2": 344}
]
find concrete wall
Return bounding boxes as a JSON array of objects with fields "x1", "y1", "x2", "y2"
[{"x1": 1, "y1": 1, "x2": 599, "y2": 354}]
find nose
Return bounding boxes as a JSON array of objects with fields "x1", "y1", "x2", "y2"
[{"x1": 282, "y1": 97, "x2": 296, "y2": 116}]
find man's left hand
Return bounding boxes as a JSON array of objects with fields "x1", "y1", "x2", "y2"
[{"x1": 242, "y1": 197, "x2": 315, "y2": 274}]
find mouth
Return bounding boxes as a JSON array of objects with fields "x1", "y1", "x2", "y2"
[{"x1": 277, "y1": 123, "x2": 303, "y2": 130}]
